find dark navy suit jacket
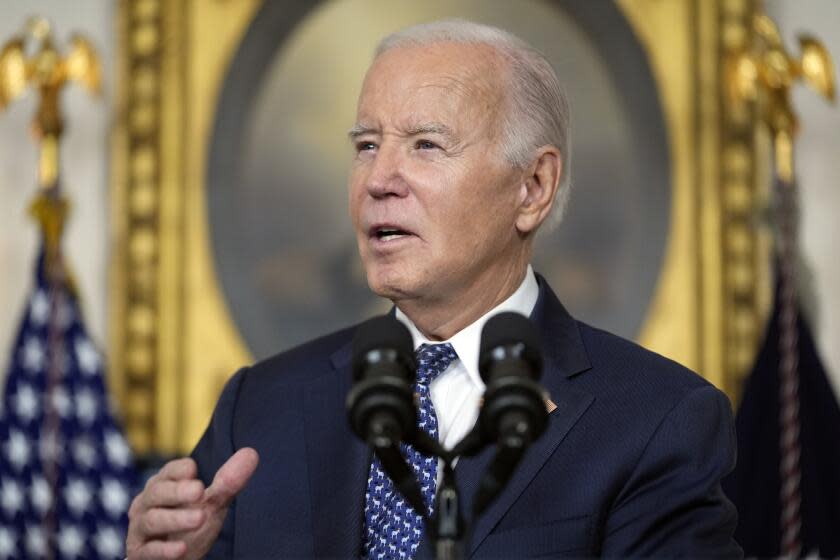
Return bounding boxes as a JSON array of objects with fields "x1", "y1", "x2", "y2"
[{"x1": 192, "y1": 278, "x2": 742, "y2": 558}]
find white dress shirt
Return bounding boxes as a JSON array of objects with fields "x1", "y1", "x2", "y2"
[{"x1": 395, "y1": 266, "x2": 539, "y2": 451}]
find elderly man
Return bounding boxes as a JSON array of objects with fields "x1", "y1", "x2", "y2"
[{"x1": 126, "y1": 20, "x2": 741, "y2": 559}]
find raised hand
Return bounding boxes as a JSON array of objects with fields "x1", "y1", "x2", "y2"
[{"x1": 126, "y1": 447, "x2": 259, "y2": 560}]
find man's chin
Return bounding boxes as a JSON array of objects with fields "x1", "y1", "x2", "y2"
[
  {"x1": 366, "y1": 280, "x2": 406, "y2": 302},
  {"x1": 365, "y1": 269, "x2": 415, "y2": 302}
]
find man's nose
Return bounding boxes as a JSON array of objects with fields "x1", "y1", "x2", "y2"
[{"x1": 366, "y1": 143, "x2": 409, "y2": 198}]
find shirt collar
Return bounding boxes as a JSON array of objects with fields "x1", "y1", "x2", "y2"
[{"x1": 395, "y1": 265, "x2": 540, "y2": 390}]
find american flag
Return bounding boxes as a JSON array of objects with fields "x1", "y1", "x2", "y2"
[{"x1": 0, "y1": 250, "x2": 135, "y2": 559}]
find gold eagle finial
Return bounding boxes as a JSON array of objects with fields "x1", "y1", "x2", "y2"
[
  {"x1": 726, "y1": 13, "x2": 835, "y2": 182},
  {"x1": 1, "y1": 17, "x2": 101, "y2": 270},
  {"x1": 0, "y1": 17, "x2": 101, "y2": 188}
]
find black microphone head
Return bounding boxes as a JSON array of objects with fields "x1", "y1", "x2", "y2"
[
  {"x1": 478, "y1": 311, "x2": 543, "y2": 381},
  {"x1": 351, "y1": 314, "x2": 415, "y2": 380}
]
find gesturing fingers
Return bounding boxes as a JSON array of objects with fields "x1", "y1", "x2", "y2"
[
  {"x1": 157, "y1": 458, "x2": 198, "y2": 481},
  {"x1": 204, "y1": 448, "x2": 259, "y2": 509},
  {"x1": 127, "y1": 451, "x2": 257, "y2": 560},
  {"x1": 141, "y1": 479, "x2": 204, "y2": 510},
  {"x1": 139, "y1": 507, "x2": 206, "y2": 537},
  {"x1": 129, "y1": 539, "x2": 187, "y2": 560}
]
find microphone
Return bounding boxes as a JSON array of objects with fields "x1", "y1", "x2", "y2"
[
  {"x1": 473, "y1": 311, "x2": 549, "y2": 514},
  {"x1": 347, "y1": 315, "x2": 416, "y2": 447},
  {"x1": 346, "y1": 314, "x2": 428, "y2": 516}
]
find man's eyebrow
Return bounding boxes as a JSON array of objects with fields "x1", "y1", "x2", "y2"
[
  {"x1": 347, "y1": 122, "x2": 457, "y2": 141},
  {"x1": 405, "y1": 122, "x2": 456, "y2": 140},
  {"x1": 348, "y1": 124, "x2": 376, "y2": 139}
]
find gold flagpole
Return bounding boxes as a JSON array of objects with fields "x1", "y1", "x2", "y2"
[
  {"x1": 0, "y1": 17, "x2": 102, "y2": 557},
  {"x1": 726, "y1": 8, "x2": 835, "y2": 557}
]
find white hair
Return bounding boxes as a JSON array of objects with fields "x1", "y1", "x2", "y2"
[{"x1": 375, "y1": 19, "x2": 572, "y2": 229}]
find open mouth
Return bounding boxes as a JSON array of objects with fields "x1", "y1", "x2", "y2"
[{"x1": 371, "y1": 226, "x2": 412, "y2": 242}]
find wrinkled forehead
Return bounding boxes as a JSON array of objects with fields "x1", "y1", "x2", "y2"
[{"x1": 355, "y1": 42, "x2": 509, "y2": 122}]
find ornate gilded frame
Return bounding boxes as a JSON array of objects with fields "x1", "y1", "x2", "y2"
[{"x1": 112, "y1": 0, "x2": 769, "y2": 455}]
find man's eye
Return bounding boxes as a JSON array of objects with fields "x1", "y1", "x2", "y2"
[
  {"x1": 356, "y1": 141, "x2": 376, "y2": 152},
  {"x1": 415, "y1": 139, "x2": 439, "y2": 150}
]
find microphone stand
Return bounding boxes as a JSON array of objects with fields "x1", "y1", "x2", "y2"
[
  {"x1": 425, "y1": 404, "x2": 544, "y2": 559},
  {"x1": 407, "y1": 432, "x2": 472, "y2": 560},
  {"x1": 358, "y1": 412, "x2": 542, "y2": 560},
  {"x1": 432, "y1": 461, "x2": 464, "y2": 560},
  {"x1": 424, "y1": 429, "x2": 485, "y2": 560}
]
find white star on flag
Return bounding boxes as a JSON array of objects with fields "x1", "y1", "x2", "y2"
[
  {"x1": 0, "y1": 478, "x2": 23, "y2": 516},
  {"x1": 20, "y1": 337, "x2": 45, "y2": 374},
  {"x1": 101, "y1": 478, "x2": 130, "y2": 518},
  {"x1": 12, "y1": 383, "x2": 39, "y2": 423},
  {"x1": 29, "y1": 290, "x2": 49, "y2": 326},
  {"x1": 58, "y1": 524, "x2": 86, "y2": 558},
  {"x1": 50, "y1": 385, "x2": 72, "y2": 418},
  {"x1": 94, "y1": 526, "x2": 123, "y2": 558},
  {"x1": 75, "y1": 387, "x2": 99, "y2": 425},
  {"x1": 30, "y1": 475, "x2": 52, "y2": 515},
  {"x1": 4, "y1": 430, "x2": 30, "y2": 470},
  {"x1": 75, "y1": 336, "x2": 101, "y2": 376},
  {"x1": 73, "y1": 435, "x2": 98, "y2": 469},
  {"x1": 0, "y1": 526, "x2": 16, "y2": 558},
  {"x1": 105, "y1": 431, "x2": 132, "y2": 468},
  {"x1": 24, "y1": 525, "x2": 46, "y2": 558},
  {"x1": 64, "y1": 477, "x2": 93, "y2": 517}
]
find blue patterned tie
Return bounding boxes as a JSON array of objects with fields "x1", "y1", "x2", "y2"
[{"x1": 363, "y1": 343, "x2": 458, "y2": 559}]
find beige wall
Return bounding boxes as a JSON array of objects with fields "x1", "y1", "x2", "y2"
[{"x1": 0, "y1": 1, "x2": 113, "y2": 373}]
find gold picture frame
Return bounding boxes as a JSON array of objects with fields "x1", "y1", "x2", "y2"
[{"x1": 111, "y1": 0, "x2": 770, "y2": 455}]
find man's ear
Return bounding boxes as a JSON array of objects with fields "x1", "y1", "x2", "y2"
[{"x1": 515, "y1": 146, "x2": 563, "y2": 235}]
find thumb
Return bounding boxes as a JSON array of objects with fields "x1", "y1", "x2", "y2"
[{"x1": 204, "y1": 447, "x2": 259, "y2": 509}]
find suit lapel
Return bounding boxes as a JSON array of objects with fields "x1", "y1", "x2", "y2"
[
  {"x1": 458, "y1": 277, "x2": 595, "y2": 555},
  {"x1": 457, "y1": 389, "x2": 594, "y2": 554},
  {"x1": 304, "y1": 341, "x2": 370, "y2": 557}
]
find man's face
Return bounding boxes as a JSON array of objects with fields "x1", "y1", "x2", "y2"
[{"x1": 349, "y1": 43, "x2": 526, "y2": 306}]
